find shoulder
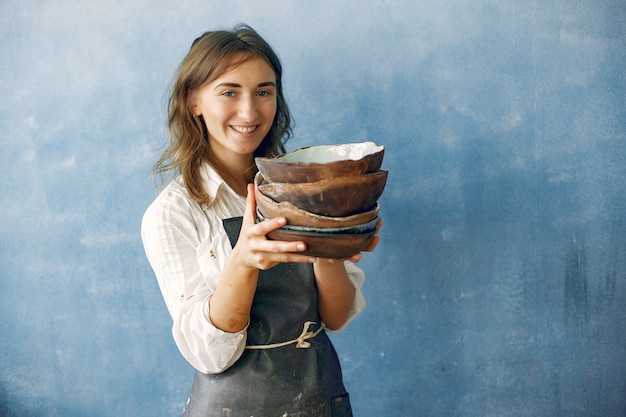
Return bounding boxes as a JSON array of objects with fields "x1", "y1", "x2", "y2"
[
  {"x1": 142, "y1": 177, "x2": 201, "y2": 231},
  {"x1": 146, "y1": 177, "x2": 189, "y2": 211}
]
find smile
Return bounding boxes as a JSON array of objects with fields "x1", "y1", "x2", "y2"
[{"x1": 232, "y1": 125, "x2": 257, "y2": 134}]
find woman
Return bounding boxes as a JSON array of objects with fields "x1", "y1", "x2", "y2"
[{"x1": 141, "y1": 24, "x2": 380, "y2": 416}]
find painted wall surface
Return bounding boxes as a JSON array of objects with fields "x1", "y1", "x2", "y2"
[{"x1": 1, "y1": 1, "x2": 624, "y2": 416}]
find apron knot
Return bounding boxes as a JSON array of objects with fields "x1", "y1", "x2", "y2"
[{"x1": 295, "y1": 321, "x2": 318, "y2": 348}]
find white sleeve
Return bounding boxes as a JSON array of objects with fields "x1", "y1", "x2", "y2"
[{"x1": 141, "y1": 198, "x2": 246, "y2": 374}]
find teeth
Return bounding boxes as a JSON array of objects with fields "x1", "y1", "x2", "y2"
[{"x1": 232, "y1": 125, "x2": 256, "y2": 134}]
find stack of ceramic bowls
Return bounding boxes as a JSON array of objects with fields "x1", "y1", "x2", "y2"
[{"x1": 254, "y1": 141, "x2": 387, "y2": 258}]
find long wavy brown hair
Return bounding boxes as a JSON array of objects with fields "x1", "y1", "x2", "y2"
[{"x1": 153, "y1": 24, "x2": 292, "y2": 205}]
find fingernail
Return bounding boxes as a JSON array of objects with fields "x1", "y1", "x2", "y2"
[
  {"x1": 297, "y1": 243, "x2": 305, "y2": 251},
  {"x1": 309, "y1": 258, "x2": 317, "y2": 263},
  {"x1": 277, "y1": 218, "x2": 286, "y2": 225}
]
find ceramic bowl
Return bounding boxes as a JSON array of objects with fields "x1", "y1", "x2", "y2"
[
  {"x1": 257, "y1": 170, "x2": 388, "y2": 217},
  {"x1": 254, "y1": 172, "x2": 380, "y2": 227},
  {"x1": 255, "y1": 141, "x2": 384, "y2": 183},
  {"x1": 257, "y1": 210, "x2": 379, "y2": 234},
  {"x1": 266, "y1": 227, "x2": 376, "y2": 259}
]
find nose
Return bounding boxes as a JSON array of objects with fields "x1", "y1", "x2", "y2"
[{"x1": 238, "y1": 95, "x2": 258, "y2": 122}]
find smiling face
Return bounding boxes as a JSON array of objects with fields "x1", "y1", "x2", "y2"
[{"x1": 189, "y1": 55, "x2": 278, "y2": 167}]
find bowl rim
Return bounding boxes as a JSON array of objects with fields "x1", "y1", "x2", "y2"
[
  {"x1": 256, "y1": 141, "x2": 384, "y2": 165},
  {"x1": 257, "y1": 210, "x2": 378, "y2": 234},
  {"x1": 267, "y1": 227, "x2": 376, "y2": 239}
]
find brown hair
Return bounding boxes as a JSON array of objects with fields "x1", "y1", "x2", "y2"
[{"x1": 153, "y1": 24, "x2": 292, "y2": 205}]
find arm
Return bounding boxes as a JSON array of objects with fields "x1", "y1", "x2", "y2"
[
  {"x1": 208, "y1": 184, "x2": 317, "y2": 333},
  {"x1": 141, "y1": 184, "x2": 316, "y2": 372},
  {"x1": 141, "y1": 192, "x2": 247, "y2": 374},
  {"x1": 313, "y1": 260, "x2": 357, "y2": 330},
  {"x1": 314, "y1": 219, "x2": 381, "y2": 330}
]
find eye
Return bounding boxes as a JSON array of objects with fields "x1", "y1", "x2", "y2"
[
  {"x1": 257, "y1": 90, "x2": 272, "y2": 97},
  {"x1": 222, "y1": 91, "x2": 235, "y2": 97}
]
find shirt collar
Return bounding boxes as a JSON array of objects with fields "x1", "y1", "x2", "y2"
[{"x1": 199, "y1": 162, "x2": 240, "y2": 210}]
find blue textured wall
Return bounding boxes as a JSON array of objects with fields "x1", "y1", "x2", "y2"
[{"x1": 1, "y1": 1, "x2": 625, "y2": 416}]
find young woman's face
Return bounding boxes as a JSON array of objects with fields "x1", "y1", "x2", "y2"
[{"x1": 191, "y1": 56, "x2": 277, "y2": 163}]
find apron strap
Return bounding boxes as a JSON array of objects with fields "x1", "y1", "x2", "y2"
[{"x1": 245, "y1": 321, "x2": 325, "y2": 350}]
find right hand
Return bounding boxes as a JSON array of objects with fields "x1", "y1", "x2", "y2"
[{"x1": 232, "y1": 184, "x2": 316, "y2": 270}]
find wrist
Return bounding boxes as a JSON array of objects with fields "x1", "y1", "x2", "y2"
[
  {"x1": 313, "y1": 258, "x2": 344, "y2": 276},
  {"x1": 229, "y1": 245, "x2": 262, "y2": 276}
]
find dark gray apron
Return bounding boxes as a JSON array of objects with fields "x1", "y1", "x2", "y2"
[{"x1": 182, "y1": 217, "x2": 353, "y2": 417}]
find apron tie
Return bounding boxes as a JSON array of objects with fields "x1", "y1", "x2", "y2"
[{"x1": 245, "y1": 321, "x2": 324, "y2": 350}]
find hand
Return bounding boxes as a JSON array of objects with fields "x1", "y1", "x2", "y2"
[{"x1": 233, "y1": 184, "x2": 316, "y2": 270}]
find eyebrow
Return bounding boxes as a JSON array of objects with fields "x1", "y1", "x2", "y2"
[{"x1": 214, "y1": 81, "x2": 276, "y2": 89}]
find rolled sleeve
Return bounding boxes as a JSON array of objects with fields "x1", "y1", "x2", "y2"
[{"x1": 172, "y1": 292, "x2": 247, "y2": 373}]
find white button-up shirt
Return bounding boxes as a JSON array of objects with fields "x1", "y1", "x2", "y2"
[{"x1": 141, "y1": 163, "x2": 366, "y2": 374}]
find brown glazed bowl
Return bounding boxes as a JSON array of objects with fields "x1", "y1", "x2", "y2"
[
  {"x1": 266, "y1": 228, "x2": 376, "y2": 259},
  {"x1": 258, "y1": 170, "x2": 388, "y2": 217},
  {"x1": 255, "y1": 141, "x2": 384, "y2": 183},
  {"x1": 254, "y1": 172, "x2": 380, "y2": 227}
]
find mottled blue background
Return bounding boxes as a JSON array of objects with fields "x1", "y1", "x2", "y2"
[{"x1": 1, "y1": 1, "x2": 625, "y2": 416}]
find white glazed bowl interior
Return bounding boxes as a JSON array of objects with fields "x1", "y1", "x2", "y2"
[{"x1": 273, "y1": 141, "x2": 383, "y2": 164}]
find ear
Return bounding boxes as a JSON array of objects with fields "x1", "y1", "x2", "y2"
[{"x1": 188, "y1": 93, "x2": 200, "y2": 117}]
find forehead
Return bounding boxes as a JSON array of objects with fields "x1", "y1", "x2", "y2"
[{"x1": 212, "y1": 53, "x2": 276, "y2": 82}]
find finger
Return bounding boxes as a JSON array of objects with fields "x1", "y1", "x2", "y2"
[
  {"x1": 242, "y1": 184, "x2": 257, "y2": 226},
  {"x1": 256, "y1": 236, "x2": 307, "y2": 254},
  {"x1": 254, "y1": 214, "x2": 288, "y2": 235},
  {"x1": 284, "y1": 253, "x2": 318, "y2": 264},
  {"x1": 363, "y1": 235, "x2": 380, "y2": 252},
  {"x1": 342, "y1": 239, "x2": 377, "y2": 263},
  {"x1": 258, "y1": 250, "x2": 317, "y2": 266},
  {"x1": 346, "y1": 253, "x2": 363, "y2": 263}
]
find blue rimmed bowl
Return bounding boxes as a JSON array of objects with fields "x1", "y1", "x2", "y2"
[{"x1": 256, "y1": 210, "x2": 378, "y2": 258}]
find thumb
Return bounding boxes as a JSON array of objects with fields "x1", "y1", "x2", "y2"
[{"x1": 242, "y1": 183, "x2": 257, "y2": 226}]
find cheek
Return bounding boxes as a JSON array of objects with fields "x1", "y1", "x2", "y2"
[
  {"x1": 265, "y1": 102, "x2": 278, "y2": 122},
  {"x1": 203, "y1": 106, "x2": 230, "y2": 125}
]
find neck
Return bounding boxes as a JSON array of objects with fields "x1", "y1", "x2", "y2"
[{"x1": 208, "y1": 153, "x2": 253, "y2": 197}]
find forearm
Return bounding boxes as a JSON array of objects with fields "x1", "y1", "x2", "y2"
[
  {"x1": 209, "y1": 246, "x2": 259, "y2": 333},
  {"x1": 313, "y1": 260, "x2": 357, "y2": 330}
]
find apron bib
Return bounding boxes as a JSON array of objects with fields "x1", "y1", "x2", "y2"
[{"x1": 182, "y1": 217, "x2": 353, "y2": 417}]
